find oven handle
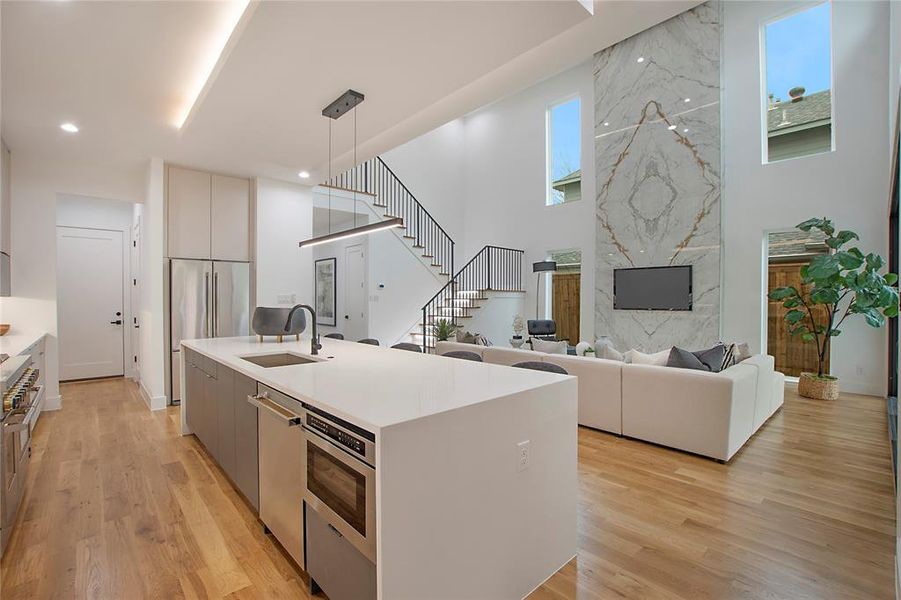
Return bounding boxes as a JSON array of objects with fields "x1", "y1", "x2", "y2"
[{"x1": 247, "y1": 393, "x2": 302, "y2": 426}]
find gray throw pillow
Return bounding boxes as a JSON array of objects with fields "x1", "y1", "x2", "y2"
[
  {"x1": 667, "y1": 346, "x2": 711, "y2": 371},
  {"x1": 694, "y1": 343, "x2": 726, "y2": 373}
]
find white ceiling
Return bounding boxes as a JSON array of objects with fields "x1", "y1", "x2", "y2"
[{"x1": 1, "y1": 0, "x2": 699, "y2": 187}]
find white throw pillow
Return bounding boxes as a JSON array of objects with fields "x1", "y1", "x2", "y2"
[
  {"x1": 531, "y1": 339, "x2": 568, "y2": 355},
  {"x1": 575, "y1": 341, "x2": 592, "y2": 356},
  {"x1": 624, "y1": 348, "x2": 670, "y2": 366},
  {"x1": 594, "y1": 338, "x2": 624, "y2": 361}
]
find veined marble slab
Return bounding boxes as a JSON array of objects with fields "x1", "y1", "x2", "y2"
[{"x1": 594, "y1": 1, "x2": 721, "y2": 352}]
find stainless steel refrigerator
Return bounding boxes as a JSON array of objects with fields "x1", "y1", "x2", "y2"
[{"x1": 170, "y1": 259, "x2": 250, "y2": 403}]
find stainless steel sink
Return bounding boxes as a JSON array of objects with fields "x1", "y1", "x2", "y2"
[{"x1": 240, "y1": 353, "x2": 320, "y2": 368}]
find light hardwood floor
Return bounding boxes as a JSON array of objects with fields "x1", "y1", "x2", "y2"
[{"x1": 0, "y1": 378, "x2": 895, "y2": 599}]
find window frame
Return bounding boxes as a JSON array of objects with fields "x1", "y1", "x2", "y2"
[
  {"x1": 759, "y1": 0, "x2": 835, "y2": 165},
  {"x1": 545, "y1": 94, "x2": 582, "y2": 206}
]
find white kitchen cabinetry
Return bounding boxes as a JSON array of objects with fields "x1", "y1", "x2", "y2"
[
  {"x1": 167, "y1": 166, "x2": 251, "y2": 261},
  {"x1": 211, "y1": 175, "x2": 251, "y2": 261},
  {"x1": 167, "y1": 166, "x2": 211, "y2": 259}
]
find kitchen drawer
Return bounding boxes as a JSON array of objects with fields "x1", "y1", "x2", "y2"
[
  {"x1": 306, "y1": 504, "x2": 376, "y2": 600},
  {"x1": 202, "y1": 355, "x2": 218, "y2": 379}
]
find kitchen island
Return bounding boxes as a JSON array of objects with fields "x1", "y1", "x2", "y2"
[{"x1": 180, "y1": 335, "x2": 577, "y2": 600}]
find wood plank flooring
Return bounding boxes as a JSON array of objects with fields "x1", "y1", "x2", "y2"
[{"x1": 1, "y1": 378, "x2": 895, "y2": 599}]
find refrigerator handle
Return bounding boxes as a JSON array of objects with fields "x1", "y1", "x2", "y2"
[
  {"x1": 213, "y1": 271, "x2": 219, "y2": 337},
  {"x1": 204, "y1": 272, "x2": 211, "y2": 338}
]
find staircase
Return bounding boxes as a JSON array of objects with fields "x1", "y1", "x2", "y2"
[
  {"x1": 325, "y1": 157, "x2": 454, "y2": 280},
  {"x1": 325, "y1": 159, "x2": 524, "y2": 351},
  {"x1": 413, "y1": 245, "x2": 524, "y2": 351}
]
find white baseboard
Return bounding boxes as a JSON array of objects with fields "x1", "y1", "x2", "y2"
[
  {"x1": 43, "y1": 394, "x2": 62, "y2": 411},
  {"x1": 139, "y1": 381, "x2": 168, "y2": 412}
]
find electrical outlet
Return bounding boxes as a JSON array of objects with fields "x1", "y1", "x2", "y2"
[{"x1": 517, "y1": 440, "x2": 530, "y2": 472}]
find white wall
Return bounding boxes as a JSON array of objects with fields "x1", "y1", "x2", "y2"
[
  {"x1": 381, "y1": 120, "x2": 467, "y2": 256},
  {"x1": 138, "y1": 157, "x2": 166, "y2": 409},
  {"x1": 465, "y1": 292, "x2": 526, "y2": 347},
  {"x1": 255, "y1": 178, "x2": 314, "y2": 311},
  {"x1": 0, "y1": 154, "x2": 143, "y2": 409},
  {"x1": 55, "y1": 194, "x2": 136, "y2": 380},
  {"x1": 390, "y1": 60, "x2": 598, "y2": 343},
  {"x1": 722, "y1": 0, "x2": 891, "y2": 396}
]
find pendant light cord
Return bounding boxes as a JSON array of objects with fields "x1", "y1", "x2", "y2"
[
  {"x1": 328, "y1": 118, "x2": 332, "y2": 235},
  {"x1": 353, "y1": 105, "x2": 358, "y2": 229}
]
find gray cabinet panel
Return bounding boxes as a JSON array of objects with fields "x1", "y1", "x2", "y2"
[
  {"x1": 200, "y1": 369, "x2": 219, "y2": 459},
  {"x1": 216, "y1": 367, "x2": 236, "y2": 482},
  {"x1": 234, "y1": 372, "x2": 259, "y2": 510},
  {"x1": 184, "y1": 352, "x2": 202, "y2": 436}
]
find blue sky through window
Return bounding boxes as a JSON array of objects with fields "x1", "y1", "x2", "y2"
[
  {"x1": 549, "y1": 97, "x2": 581, "y2": 184},
  {"x1": 765, "y1": 2, "x2": 831, "y2": 101}
]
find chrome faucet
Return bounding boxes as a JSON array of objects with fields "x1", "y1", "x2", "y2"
[{"x1": 285, "y1": 304, "x2": 321, "y2": 355}]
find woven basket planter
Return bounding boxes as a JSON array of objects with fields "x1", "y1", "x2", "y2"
[{"x1": 798, "y1": 373, "x2": 839, "y2": 400}]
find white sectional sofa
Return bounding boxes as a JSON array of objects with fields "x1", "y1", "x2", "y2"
[{"x1": 435, "y1": 341, "x2": 785, "y2": 462}]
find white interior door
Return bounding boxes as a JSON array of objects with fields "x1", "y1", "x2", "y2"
[
  {"x1": 57, "y1": 226, "x2": 125, "y2": 380},
  {"x1": 344, "y1": 244, "x2": 366, "y2": 341}
]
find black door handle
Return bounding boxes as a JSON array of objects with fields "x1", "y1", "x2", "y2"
[{"x1": 110, "y1": 320, "x2": 123, "y2": 325}]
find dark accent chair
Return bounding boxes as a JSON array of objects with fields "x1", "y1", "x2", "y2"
[
  {"x1": 358, "y1": 338, "x2": 380, "y2": 346},
  {"x1": 391, "y1": 342, "x2": 422, "y2": 353},
  {"x1": 527, "y1": 319, "x2": 557, "y2": 342},
  {"x1": 443, "y1": 350, "x2": 483, "y2": 362},
  {"x1": 512, "y1": 361, "x2": 568, "y2": 375},
  {"x1": 324, "y1": 333, "x2": 344, "y2": 340}
]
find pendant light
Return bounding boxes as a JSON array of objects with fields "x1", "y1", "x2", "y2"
[{"x1": 299, "y1": 89, "x2": 404, "y2": 249}]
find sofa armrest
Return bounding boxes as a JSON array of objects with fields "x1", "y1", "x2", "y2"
[
  {"x1": 621, "y1": 364, "x2": 757, "y2": 461},
  {"x1": 540, "y1": 354, "x2": 623, "y2": 434}
]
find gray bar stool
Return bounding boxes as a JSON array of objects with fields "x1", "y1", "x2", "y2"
[
  {"x1": 443, "y1": 350, "x2": 483, "y2": 362},
  {"x1": 512, "y1": 361, "x2": 567, "y2": 375}
]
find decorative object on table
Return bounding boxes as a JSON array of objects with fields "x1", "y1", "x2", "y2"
[
  {"x1": 314, "y1": 258, "x2": 337, "y2": 326},
  {"x1": 532, "y1": 261, "x2": 557, "y2": 319},
  {"x1": 512, "y1": 315, "x2": 525, "y2": 345},
  {"x1": 583, "y1": 346, "x2": 595, "y2": 357},
  {"x1": 0, "y1": 324, "x2": 8, "y2": 336},
  {"x1": 594, "y1": 336, "x2": 624, "y2": 361},
  {"x1": 768, "y1": 217, "x2": 898, "y2": 400},
  {"x1": 252, "y1": 307, "x2": 305, "y2": 342},
  {"x1": 575, "y1": 341, "x2": 591, "y2": 356},
  {"x1": 298, "y1": 89, "x2": 403, "y2": 249},
  {"x1": 510, "y1": 337, "x2": 525, "y2": 349},
  {"x1": 432, "y1": 318, "x2": 458, "y2": 342}
]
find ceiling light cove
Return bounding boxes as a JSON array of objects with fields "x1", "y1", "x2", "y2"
[
  {"x1": 60, "y1": 122, "x2": 79, "y2": 133},
  {"x1": 174, "y1": 0, "x2": 256, "y2": 130}
]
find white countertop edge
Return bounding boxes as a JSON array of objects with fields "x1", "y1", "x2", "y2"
[
  {"x1": 180, "y1": 337, "x2": 574, "y2": 433},
  {"x1": 1, "y1": 331, "x2": 46, "y2": 358}
]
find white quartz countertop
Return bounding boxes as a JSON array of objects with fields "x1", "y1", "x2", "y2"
[
  {"x1": 0, "y1": 331, "x2": 45, "y2": 358},
  {"x1": 182, "y1": 336, "x2": 570, "y2": 432}
]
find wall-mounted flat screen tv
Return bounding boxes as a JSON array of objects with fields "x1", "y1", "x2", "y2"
[{"x1": 613, "y1": 265, "x2": 692, "y2": 311}]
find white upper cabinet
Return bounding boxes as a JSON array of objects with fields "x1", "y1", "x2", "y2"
[
  {"x1": 168, "y1": 166, "x2": 212, "y2": 259},
  {"x1": 211, "y1": 174, "x2": 250, "y2": 261},
  {"x1": 167, "y1": 166, "x2": 251, "y2": 261}
]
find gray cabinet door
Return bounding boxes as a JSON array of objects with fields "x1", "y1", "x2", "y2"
[
  {"x1": 233, "y1": 372, "x2": 259, "y2": 510},
  {"x1": 217, "y1": 366, "x2": 236, "y2": 482},
  {"x1": 185, "y1": 350, "x2": 202, "y2": 436}
]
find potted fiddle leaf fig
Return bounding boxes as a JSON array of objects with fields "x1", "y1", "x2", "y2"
[{"x1": 768, "y1": 217, "x2": 899, "y2": 400}]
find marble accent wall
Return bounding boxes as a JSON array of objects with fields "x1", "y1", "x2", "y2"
[{"x1": 594, "y1": 1, "x2": 721, "y2": 352}]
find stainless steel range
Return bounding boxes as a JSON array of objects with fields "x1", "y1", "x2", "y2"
[{"x1": 0, "y1": 354, "x2": 40, "y2": 556}]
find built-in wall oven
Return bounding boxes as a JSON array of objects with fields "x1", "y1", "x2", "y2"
[{"x1": 301, "y1": 403, "x2": 376, "y2": 565}]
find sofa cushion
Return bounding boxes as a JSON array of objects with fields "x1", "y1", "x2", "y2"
[
  {"x1": 532, "y1": 339, "x2": 567, "y2": 355},
  {"x1": 625, "y1": 348, "x2": 669, "y2": 366},
  {"x1": 667, "y1": 346, "x2": 710, "y2": 371},
  {"x1": 694, "y1": 343, "x2": 727, "y2": 372}
]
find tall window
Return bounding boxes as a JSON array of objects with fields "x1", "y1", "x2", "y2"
[
  {"x1": 763, "y1": 2, "x2": 833, "y2": 163},
  {"x1": 546, "y1": 97, "x2": 581, "y2": 205}
]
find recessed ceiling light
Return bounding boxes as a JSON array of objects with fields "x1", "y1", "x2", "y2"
[
  {"x1": 684, "y1": 98, "x2": 691, "y2": 103},
  {"x1": 683, "y1": 128, "x2": 689, "y2": 133},
  {"x1": 667, "y1": 124, "x2": 677, "y2": 131},
  {"x1": 637, "y1": 57, "x2": 645, "y2": 63},
  {"x1": 60, "y1": 122, "x2": 79, "y2": 133},
  {"x1": 603, "y1": 121, "x2": 610, "y2": 127},
  {"x1": 298, "y1": 171, "x2": 310, "y2": 179}
]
